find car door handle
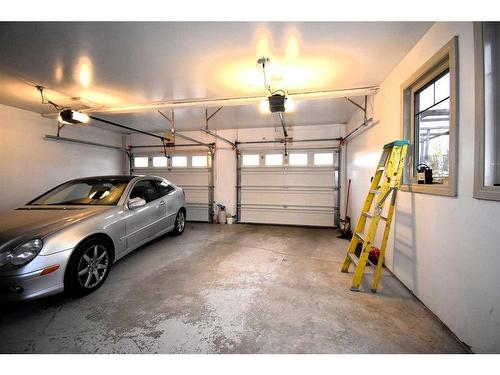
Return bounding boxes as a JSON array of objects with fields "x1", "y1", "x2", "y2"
[{"x1": 159, "y1": 200, "x2": 166, "y2": 206}]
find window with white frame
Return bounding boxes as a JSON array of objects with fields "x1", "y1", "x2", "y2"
[
  {"x1": 289, "y1": 153, "x2": 308, "y2": 166},
  {"x1": 265, "y1": 154, "x2": 283, "y2": 166},
  {"x1": 314, "y1": 153, "x2": 334, "y2": 166},
  {"x1": 134, "y1": 157, "x2": 148, "y2": 168},
  {"x1": 474, "y1": 22, "x2": 500, "y2": 201},
  {"x1": 152, "y1": 156, "x2": 168, "y2": 167},
  {"x1": 171, "y1": 156, "x2": 187, "y2": 167},
  {"x1": 192, "y1": 155, "x2": 208, "y2": 167},
  {"x1": 242, "y1": 154, "x2": 260, "y2": 166},
  {"x1": 401, "y1": 37, "x2": 458, "y2": 196}
]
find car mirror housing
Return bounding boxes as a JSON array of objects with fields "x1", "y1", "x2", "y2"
[{"x1": 128, "y1": 197, "x2": 146, "y2": 210}]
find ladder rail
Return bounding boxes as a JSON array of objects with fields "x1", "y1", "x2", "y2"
[
  {"x1": 349, "y1": 145, "x2": 401, "y2": 290},
  {"x1": 340, "y1": 142, "x2": 408, "y2": 292},
  {"x1": 371, "y1": 145, "x2": 407, "y2": 292}
]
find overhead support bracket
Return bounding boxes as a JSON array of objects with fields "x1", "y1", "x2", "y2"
[
  {"x1": 277, "y1": 111, "x2": 290, "y2": 156},
  {"x1": 345, "y1": 95, "x2": 369, "y2": 123},
  {"x1": 205, "y1": 107, "x2": 223, "y2": 130},
  {"x1": 200, "y1": 128, "x2": 236, "y2": 149},
  {"x1": 158, "y1": 109, "x2": 206, "y2": 146}
]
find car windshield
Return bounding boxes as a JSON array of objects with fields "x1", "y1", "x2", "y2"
[{"x1": 28, "y1": 178, "x2": 130, "y2": 206}]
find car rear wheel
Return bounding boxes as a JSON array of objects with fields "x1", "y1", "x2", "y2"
[
  {"x1": 65, "y1": 238, "x2": 112, "y2": 296},
  {"x1": 171, "y1": 210, "x2": 186, "y2": 236}
]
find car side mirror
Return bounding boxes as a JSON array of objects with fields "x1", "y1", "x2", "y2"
[{"x1": 128, "y1": 197, "x2": 146, "y2": 210}]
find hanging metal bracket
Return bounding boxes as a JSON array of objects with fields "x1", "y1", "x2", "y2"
[
  {"x1": 158, "y1": 109, "x2": 206, "y2": 146},
  {"x1": 201, "y1": 128, "x2": 236, "y2": 149},
  {"x1": 205, "y1": 107, "x2": 223, "y2": 129},
  {"x1": 345, "y1": 95, "x2": 368, "y2": 123},
  {"x1": 56, "y1": 121, "x2": 66, "y2": 137}
]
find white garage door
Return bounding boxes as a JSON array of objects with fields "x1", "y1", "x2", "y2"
[
  {"x1": 131, "y1": 152, "x2": 213, "y2": 222},
  {"x1": 237, "y1": 148, "x2": 340, "y2": 227}
]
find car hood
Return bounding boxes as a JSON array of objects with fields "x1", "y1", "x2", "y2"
[{"x1": 0, "y1": 206, "x2": 112, "y2": 254}]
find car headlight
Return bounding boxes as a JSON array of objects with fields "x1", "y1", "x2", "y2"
[{"x1": 8, "y1": 239, "x2": 43, "y2": 266}]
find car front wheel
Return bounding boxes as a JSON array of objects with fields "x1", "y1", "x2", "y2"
[
  {"x1": 65, "y1": 238, "x2": 112, "y2": 296},
  {"x1": 171, "y1": 210, "x2": 186, "y2": 236}
]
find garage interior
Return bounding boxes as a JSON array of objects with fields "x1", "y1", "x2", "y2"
[{"x1": 0, "y1": 21, "x2": 499, "y2": 354}]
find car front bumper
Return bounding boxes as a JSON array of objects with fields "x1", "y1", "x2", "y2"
[{"x1": 0, "y1": 248, "x2": 73, "y2": 301}]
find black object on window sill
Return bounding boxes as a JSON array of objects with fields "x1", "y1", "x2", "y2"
[{"x1": 417, "y1": 164, "x2": 433, "y2": 184}]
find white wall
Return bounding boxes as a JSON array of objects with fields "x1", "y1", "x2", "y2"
[
  {"x1": 0, "y1": 104, "x2": 125, "y2": 211},
  {"x1": 345, "y1": 22, "x2": 500, "y2": 353},
  {"x1": 129, "y1": 124, "x2": 344, "y2": 219}
]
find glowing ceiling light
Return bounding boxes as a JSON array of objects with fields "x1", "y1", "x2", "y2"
[
  {"x1": 54, "y1": 62, "x2": 64, "y2": 83},
  {"x1": 75, "y1": 56, "x2": 93, "y2": 88},
  {"x1": 285, "y1": 35, "x2": 299, "y2": 61},
  {"x1": 285, "y1": 97, "x2": 296, "y2": 112},
  {"x1": 259, "y1": 98, "x2": 269, "y2": 113},
  {"x1": 58, "y1": 109, "x2": 90, "y2": 125},
  {"x1": 256, "y1": 33, "x2": 271, "y2": 58}
]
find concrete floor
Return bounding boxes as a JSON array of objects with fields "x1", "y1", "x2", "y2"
[{"x1": 0, "y1": 223, "x2": 467, "y2": 354}]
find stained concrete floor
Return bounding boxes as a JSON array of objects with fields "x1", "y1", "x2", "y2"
[{"x1": 0, "y1": 223, "x2": 467, "y2": 354}]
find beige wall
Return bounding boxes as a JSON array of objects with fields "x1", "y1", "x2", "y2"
[
  {"x1": 0, "y1": 104, "x2": 125, "y2": 211},
  {"x1": 345, "y1": 22, "x2": 500, "y2": 353}
]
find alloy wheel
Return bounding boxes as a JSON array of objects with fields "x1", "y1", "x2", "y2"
[
  {"x1": 77, "y1": 244, "x2": 109, "y2": 289},
  {"x1": 177, "y1": 212, "x2": 185, "y2": 232}
]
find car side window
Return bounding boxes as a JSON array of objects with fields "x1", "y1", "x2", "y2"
[
  {"x1": 129, "y1": 180, "x2": 160, "y2": 203},
  {"x1": 154, "y1": 180, "x2": 175, "y2": 198}
]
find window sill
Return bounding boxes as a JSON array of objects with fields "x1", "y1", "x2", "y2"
[
  {"x1": 473, "y1": 185, "x2": 500, "y2": 202},
  {"x1": 400, "y1": 182, "x2": 456, "y2": 197}
]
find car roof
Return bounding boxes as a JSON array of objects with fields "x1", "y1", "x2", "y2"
[{"x1": 71, "y1": 175, "x2": 138, "y2": 182}]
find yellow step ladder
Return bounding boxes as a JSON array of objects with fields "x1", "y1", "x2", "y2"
[{"x1": 341, "y1": 140, "x2": 409, "y2": 292}]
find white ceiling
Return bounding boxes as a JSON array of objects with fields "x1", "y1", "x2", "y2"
[{"x1": 0, "y1": 22, "x2": 432, "y2": 131}]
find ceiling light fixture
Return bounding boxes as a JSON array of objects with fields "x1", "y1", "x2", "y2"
[{"x1": 58, "y1": 109, "x2": 90, "y2": 125}]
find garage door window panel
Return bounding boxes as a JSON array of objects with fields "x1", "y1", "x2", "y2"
[
  {"x1": 242, "y1": 154, "x2": 260, "y2": 166},
  {"x1": 314, "y1": 153, "x2": 334, "y2": 166},
  {"x1": 265, "y1": 154, "x2": 283, "y2": 166},
  {"x1": 289, "y1": 153, "x2": 309, "y2": 166},
  {"x1": 192, "y1": 155, "x2": 208, "y2": 167},
  {"x1": 153, "y1": 156, "x2": 168, "y2": 167},
  {"x1": 172, "y1": 156, "x2": 187, "y2": 167},
  {"x1": 134, "y1": 157, "x2": 149, "y2": 168}
]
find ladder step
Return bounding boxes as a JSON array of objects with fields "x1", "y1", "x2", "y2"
[
  {"x1": 369, "y1": 189, "x2": 380, "y2": 194},
  {"x1": 355, "y1": 232, "x2": 366, "y2": 243},
  {"x1": 362, "y1": 211, "x2": 388, "y2": 221},
  {"x1": 348, "y1": 252, "x2": 376, "y2": 267},
  {"x1": 377, "y1": 167, "x2": 386, "y2": 171},
  {"x1": 348, "y1": 253, "x2": 359, "y2": 267}
]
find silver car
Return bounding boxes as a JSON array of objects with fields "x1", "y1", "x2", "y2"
[{"x1": 0, "y1": 175, "x2": 186, "y2": 301}]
